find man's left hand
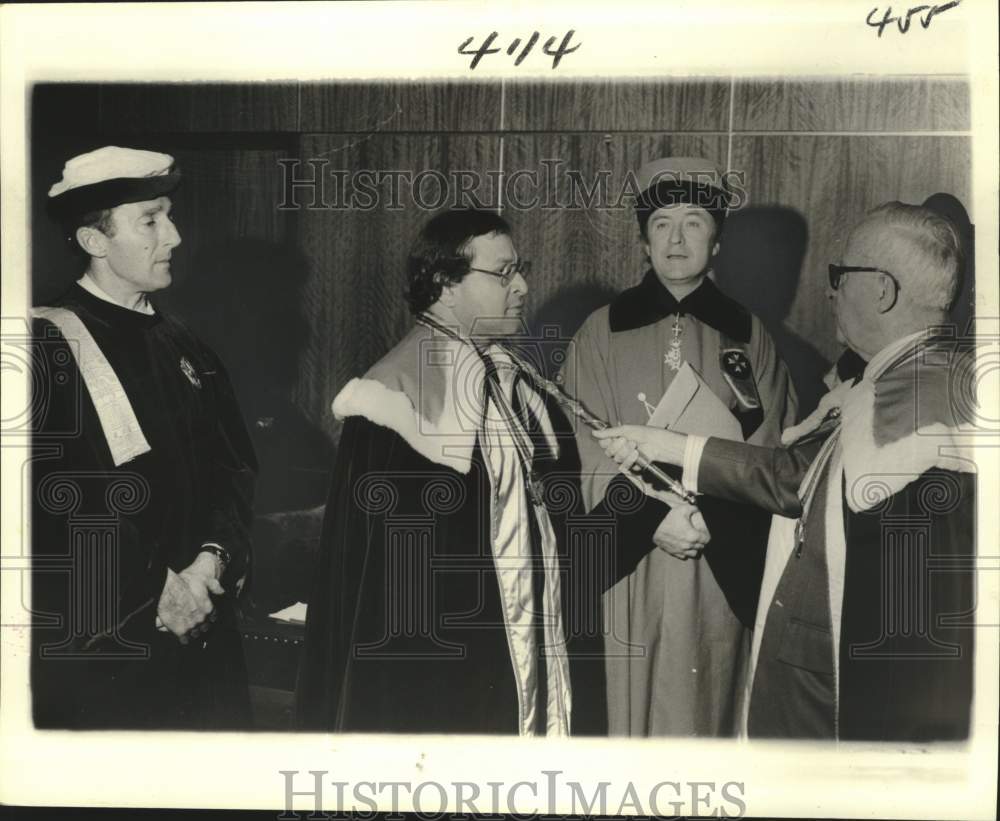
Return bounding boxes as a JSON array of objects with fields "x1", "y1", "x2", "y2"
[{"x1": 653, "y1": 503, "x2": 710, "y2": 560}]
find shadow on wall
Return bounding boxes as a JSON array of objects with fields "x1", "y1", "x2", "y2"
[
  {"x1": 527, "y1": 282, "x2": 621, "y2": 379},
  {"x1": 715, "y1": 205, "x2": 831, "y2": 417},
  {"x1": 164, "y1": 239, "x2": 334, "y2": 515},
  {"x1": 922, "y1": 193, "x2": 975, "y2": 339}
]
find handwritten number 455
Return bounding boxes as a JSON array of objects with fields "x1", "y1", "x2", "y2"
[
  {"x1": 866, "y1": 1, "x2": 960, "y2": 37},
  {"x1": 459, "y1": 31, "x2": 581, "y2": 70}
]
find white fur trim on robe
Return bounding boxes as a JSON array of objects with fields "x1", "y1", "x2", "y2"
[
  {"x1": 332, "y1": 342, "x2": 559, "y2": 474},
  {"x1": 333, "y1": 376, "x2": 476, "y2": 473},
  {"x1": 331, "y1": 332, "x2": 569, "y2": 736},
  {"x1": 839, "y1": 377, "x2": 976, "y2": 512}
]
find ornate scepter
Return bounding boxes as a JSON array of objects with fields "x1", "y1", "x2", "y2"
[{"x1": 503, "y1": 346, "x2": 699, "y2": 506}]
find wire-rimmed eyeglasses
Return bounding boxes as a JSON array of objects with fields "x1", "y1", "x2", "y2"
[{"x1": 468, "y1": 260, "x2": 532, "y2": 287}]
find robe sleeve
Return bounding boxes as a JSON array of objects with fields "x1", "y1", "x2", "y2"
[
  {"x1": 585, "y1": 475, "x2": 671, "y2": 585},
  {"x1": 559, "y1": 317, "x2": 677, "y2": 580},
  {"x1": 295, "y1": 415, "x2": 378, "y2": 729},
  {"x1": 839, "y1": 468, "x2": 976, "y2": 741},
  {"x1": 197, "y1": 345, "x2": 257, "y2": 584},
  {"x1": 30, "y1": 319, "x2": 169, "y2": 646},
  {"x1": 561, "y1": 313, "x2": 621, "y2": 512},
  {"x1": 30, "y1": 320, "x2": 167, "y2": 728},
  {"x1": 297, "y1": 415, "x2": 485, "y2": 732},
  {"x1": 31, "y1": 319, "x2": 175, "y2": 726},
  {"x1": 536, "y1": 407, "x2": 671, "y2": 737},
  {"x1": 748, "y1": 313, "x2": 800, "y2": 443}
]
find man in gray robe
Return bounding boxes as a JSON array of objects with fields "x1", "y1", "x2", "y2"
[{"x1": 562, "y1": 156, "x2": 797, "y2": 736}]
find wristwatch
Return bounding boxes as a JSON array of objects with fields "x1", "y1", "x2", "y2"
[{"x1": 199, "y1": 543, "x2": 231, "y2": 570}]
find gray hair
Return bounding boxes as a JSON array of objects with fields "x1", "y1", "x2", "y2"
[{"x1": 856, "y1": 201, "x2": 962, "y2": 312}]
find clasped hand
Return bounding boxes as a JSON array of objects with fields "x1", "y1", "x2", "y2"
[
  {"x1": 155, "y1": 552, "x2": 224, "y2": 644},
  {"x1": 654, "y1": 502, "x2": 710, "y2": 560}
]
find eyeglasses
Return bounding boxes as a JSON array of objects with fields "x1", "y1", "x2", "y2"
[
  {"x1": 828, "y1": 263, "x2": 900, "y2": 291},
  {"x1": 468, "y1": 260, "x2": 532, "y2": 287},
  {"x1": 828, "y1": 263, "x2": 901, "y2": 303}
]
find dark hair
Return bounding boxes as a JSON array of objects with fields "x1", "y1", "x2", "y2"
[
  {"x1": 405, "y1": 208, "x2": 511, "y2": 314},
  {"x1": 62, "y1": 207, "x2": 115, "y2": 253}
]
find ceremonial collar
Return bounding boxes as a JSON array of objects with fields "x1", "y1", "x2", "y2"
[
  {"x1": 608, "y1": 270, "x2": 751, "y2": 343},
  {"x1": 333, "y1": 322, "x2": 558, "y2": 473}
]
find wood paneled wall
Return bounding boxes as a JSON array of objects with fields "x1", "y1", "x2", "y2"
[
  {"x1": 294, "y1": 132, "x2": 502, "y2": 422},
  {"x1": 30, "y1": 77, "x2": 971, "y2": 445}
]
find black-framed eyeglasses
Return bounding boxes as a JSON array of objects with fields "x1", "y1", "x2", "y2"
[
  {"x1": 828, "y1": 263, "x2": 900, "y2": 293},
  {"x1": 468, "y1": 260, "x2": 532, "y2": 287}
]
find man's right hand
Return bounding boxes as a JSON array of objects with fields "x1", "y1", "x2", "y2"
[
  {"x1": 156, "y1": 564, "x2": 223, "y2": 644},
  {"x1": 593, "y1": 424, "x2": 687, "y2": 467},
  {"x1": 653, "y1": 503, "x2": 710, "y2": 560}
]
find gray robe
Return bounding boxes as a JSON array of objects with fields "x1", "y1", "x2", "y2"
[{"x1": 562, "y1": 273, "x2": 796, "y2": 736}]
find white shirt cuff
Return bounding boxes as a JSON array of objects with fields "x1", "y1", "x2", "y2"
[{"x1": 682, "y1": 435, "x2": 709, "y2": 495}]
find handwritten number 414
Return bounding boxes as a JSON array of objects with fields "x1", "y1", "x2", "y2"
[{"x1": 459, "y1": 31, "x2": 581, "y2": 70}]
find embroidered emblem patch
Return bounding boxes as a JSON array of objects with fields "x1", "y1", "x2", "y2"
[
  {"x1": 180, "y1": 357, "x2": 202, "y2": 389},
  {"x1": 722, "y1": 350, "x2": 751, "y2": 378},
  {"x1": 720, "y1": 348, "x2": 761, "y2": 410}
]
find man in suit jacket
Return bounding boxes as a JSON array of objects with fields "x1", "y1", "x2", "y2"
[{"x1": 594, "y1": 201, "x2": 977, "y2": 741}]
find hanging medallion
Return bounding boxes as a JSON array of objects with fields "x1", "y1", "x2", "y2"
[{"x1": 663, "y1": 315, "x2": 684, "y2": 372}]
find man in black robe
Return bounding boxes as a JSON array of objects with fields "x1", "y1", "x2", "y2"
[
  {"x1": 296, "y1": 209, "x2": 681, "y2": 735},
  {"x1": 31, "y1": 146, "x2": 257, "y2": 729},
  {"x1": 595, "y1": 201, "x2": 977, "y2": 741}
]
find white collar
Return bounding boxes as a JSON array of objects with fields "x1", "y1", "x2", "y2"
[{"x1": 78, "y1": 274, "x2": 155, "y2": 315}]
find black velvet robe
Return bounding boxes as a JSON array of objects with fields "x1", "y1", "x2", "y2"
[
  {"x1": 296, "y1": 407, "x2": 671, "y2": 735},
  {"x1": 30, "y1": 284, "x2": 257, "y2": 730}
]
